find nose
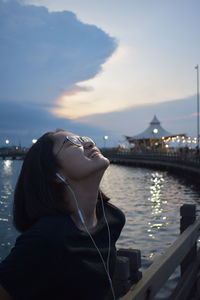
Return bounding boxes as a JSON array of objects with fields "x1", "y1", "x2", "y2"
[{"x1": 82, "y1": 140, "x2": 95, "y2": 149}]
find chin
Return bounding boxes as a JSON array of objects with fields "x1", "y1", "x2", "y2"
[
  {"x1": 103, "y1": 157, "x2": 110, "y2": 167},
  {"x1": 97, "y1": 152, "x2": 109, "y2": 163},
  {"x1": 70, "y1": 157, "x2": 110, "y2": 180},
  {"x1": 97, "y1": 155, "x2": 110, "y2": 170}
]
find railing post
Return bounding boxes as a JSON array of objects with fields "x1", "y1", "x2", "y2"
[
  {"x1": 113, "y1": 249, "x2": 142, "y2": 298},
  {"x1": 180, "y1": 204, "x2": 196, "y2": 277}
]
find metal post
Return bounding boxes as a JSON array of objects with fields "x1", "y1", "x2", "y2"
[
  {"x1": 180, "y1": 204, "x2": 196, "y2": 276},
  {"x1": 195, "y1": 65, "x2": 199, "y2": 149},
  {"x1": 103, "y1": 136, "x2": 108, "y2": 149}
]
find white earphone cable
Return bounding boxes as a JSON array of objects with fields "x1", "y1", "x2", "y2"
[
  {"x1": 64, "y1": 182, "x2": 116, "y2": 300},
  {"x1": 99, "y1": 190, "x2": 111, "y2": 275}
]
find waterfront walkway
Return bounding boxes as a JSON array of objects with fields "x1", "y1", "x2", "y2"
[
  {"x1": 0, "y1": 148, "x2": 27, "y2": 160},
  {"x1": 102, "y1": 149, "x2": 200, "y2": 184}
]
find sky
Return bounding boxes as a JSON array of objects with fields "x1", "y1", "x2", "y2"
[{"x1": 0, "y1": 0, "x2": 200, "y2": 147}]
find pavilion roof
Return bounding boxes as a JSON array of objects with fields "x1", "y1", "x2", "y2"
[{"x1": 126, "y1": 115, "x2": 186, "y2": 141}]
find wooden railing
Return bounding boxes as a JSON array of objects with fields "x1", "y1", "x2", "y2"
[{"x1": 116, "y1": 204, "x2": 200, "y2": 300}]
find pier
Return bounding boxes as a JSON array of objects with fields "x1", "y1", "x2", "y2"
[
  {"x1": 102, "y1": 150, "x2": 200, "y2": 184},
  {"x1": 0, "y1": 148, "x2": 28, "y2": 160}
]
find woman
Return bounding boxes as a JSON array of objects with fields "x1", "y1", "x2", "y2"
[{"x1": 0, "y1": 130, "x2": 125, "y2": 300}]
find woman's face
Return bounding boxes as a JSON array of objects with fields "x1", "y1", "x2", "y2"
[{"x1": 53, "y1": 131, "x2": 109, "y2": 181}]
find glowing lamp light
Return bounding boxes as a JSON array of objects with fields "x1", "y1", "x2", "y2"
[
  {"x1": 32, "y1": 139, "x2": 37, "y2": 144},
  {"x1": 153, "y1": 128, "x2": 158, "y2": 134},
  {"x1": 103, "y1": 136, "x2": 108, "y2": 140},
  {"x1": 5, "y1": 139, "x2": 10, "y2": 144}
]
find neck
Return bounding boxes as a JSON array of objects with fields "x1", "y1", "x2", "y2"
[{"x1": 67, "y1": 172, "x2": 103, "y2": 231}]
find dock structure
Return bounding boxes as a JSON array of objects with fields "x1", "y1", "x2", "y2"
[
  {"x1": 115, "y1": 204, "x2": 200, "y2": 300},
  {"x1": 102, "y1": 150, "x2": 200, "y2": 183},
  {"x1": 0, "y1": 148, "x2": 28, "y2": 160}
]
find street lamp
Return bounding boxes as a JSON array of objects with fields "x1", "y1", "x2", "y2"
[
  {"x1": 103, "y1": 136, "x2": 108, "y2": 148},
  {"x1": 5, "y1": 139, "x2": 10, "y2": 145},
  {"x1": 195, "y1": 64, "x2": 199, "y2": 149},
  {"x1": 32, "y1": 139, "x2": 37, "y2": 144}
]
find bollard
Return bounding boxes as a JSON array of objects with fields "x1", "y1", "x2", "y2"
[
  {"x1": 113, "y1": 249, "x2": 142, "y2": 298},
  {"x1": 180, "y1": 204, "x2": 197, "y2": 298},
  {"x1": 180, "y1": 204, "x2": 196, "y2": 276},
  {"x1": 117, "y1": 248, "x2": 142, "y2": 284}
]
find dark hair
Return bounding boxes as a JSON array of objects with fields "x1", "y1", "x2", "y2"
[{"x1": 13, "y1": 131, "x2": 109, "y2": 232}]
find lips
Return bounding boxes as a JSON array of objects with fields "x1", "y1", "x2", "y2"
[{"x1": 88, "y1": 148, "x2": 100, "y2": 158}]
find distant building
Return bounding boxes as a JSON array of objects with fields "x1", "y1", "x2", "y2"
[{"x1": 125, "y1": 115, "x2": 186, "y2": 149}]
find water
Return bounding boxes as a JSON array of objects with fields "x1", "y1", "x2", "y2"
[
  {"x1": 101, "y1": 164, "x2": 200, "y2": 299},
  {"x1": 101, "y1": 164, "x2": 200, "y2": 261},
  {"x1": 0, "y1": 160, "x2": 200, "y2": 299}
]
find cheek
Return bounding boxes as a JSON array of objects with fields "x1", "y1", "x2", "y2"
[
  {"x1": 61, "y1": 152, "x2": 90, "y2": 179},
  {"x1": 59, "y1": 149, "x2": 109, "y2": 180}
]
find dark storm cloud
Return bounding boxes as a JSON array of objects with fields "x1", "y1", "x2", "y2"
[
  {"x1": 0, "y1": 0, "x2": 116, "y2": 102},
  {"x1": 0, "y1": 100, "x2": 109, "y2": 146},
  {"x1": 0, "y1": 0, "x2": 117, "y2": 145}
]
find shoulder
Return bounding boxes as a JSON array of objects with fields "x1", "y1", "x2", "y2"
[
  {"x1": 29, "y1": 215, "x2": 67, "y2": 235},
  {"x1": 0, "y1": 216, "x2": 68, "y2": 275},
  {"x1": 0, "y1": 216, "x2": 70, "y2": 300},
  {"x1": 98, "y1": 201, "x2": 125, "y2": 242},
  {"x1": 12, "y1": 215, "x2": 68, "y2": 254},
  {"x1": 105, "y1": 202, "x2": 126, "y2": 224},
  {"x1": 100, "y1": 201, "x2": 126, "y2": 237}
]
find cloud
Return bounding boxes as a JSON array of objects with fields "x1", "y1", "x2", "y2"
[
  {"x1": 0, "y1": 0, "x2": 117, "y2": 146},
  {"x1": 0, "y1": 0, "x2": 117, "y2": 103},
  {"x1": 0, "y1": 95, "x2": 198, "y2": 148},
  {"x1": 0, "y1": 100, "x2": 109, "y2": 146}
]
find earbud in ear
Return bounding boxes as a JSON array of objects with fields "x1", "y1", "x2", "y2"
[{"x1": 55, "y1": 173, "x2": 66, "y2": 182}]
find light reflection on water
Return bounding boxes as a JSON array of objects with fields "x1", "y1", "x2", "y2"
[
  {"x1": 101, "y1": 165, "x2": 200, "y2": 263},
  {"x1": 0, "y1": 161, "x2": 200, "y2": 299},
  {"x1": 0, "y1": 160, "x2": 21, "y2": 261},
  {"x1": 2, "y1": 160, "x2": 13, "y2": 176}
]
